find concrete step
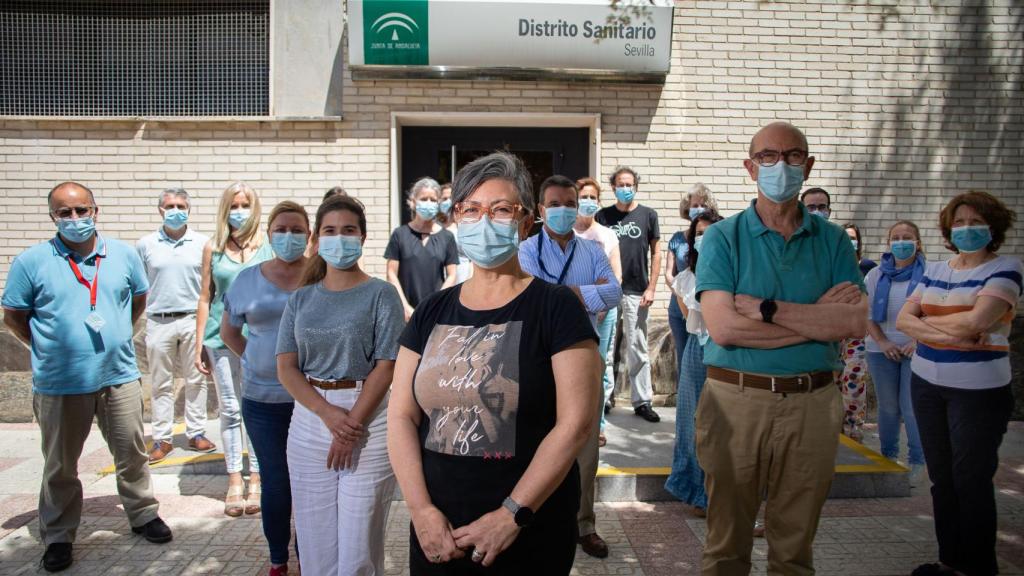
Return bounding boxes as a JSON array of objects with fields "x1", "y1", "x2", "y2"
[{"x1": 130, "y1": 407, "x2": 909, "y2": 500}]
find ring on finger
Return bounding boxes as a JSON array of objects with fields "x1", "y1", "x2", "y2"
[
  {"x1": 471, "y1": 549, "x2": 484, "y2": 562},
  {"x1": 431, "y1": 553, "x2": 441, "y2": 562}
]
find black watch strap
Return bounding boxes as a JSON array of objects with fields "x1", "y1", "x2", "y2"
[{"x1": 760, "y1": 298, "x2": 777, "y2": 324}]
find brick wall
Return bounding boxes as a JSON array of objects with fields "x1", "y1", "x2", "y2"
[{"x1": 1, "y1": 1, "x2": 1021, "y2": 312}]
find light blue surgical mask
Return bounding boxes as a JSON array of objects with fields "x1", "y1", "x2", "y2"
[
  {"x1": 318, "y1": 234, "x2": 363, "y2": 270},
  {"x1": 544, "y1": 206, "x2": 578, "y2": 236},
  {"x1": 578, "y1": 198, "x2": 600, "y2": 217},
  {"x1": 757, "y1": 162, "x2": 804, "y2": 204},
  {"x1": 614, "y1": 187, "x2": 635, "y2": 204},
  {"x1": 228, "y1": 209, "x2": 251, "y2": 229},
  {"x1": 688, "y1": 206, "x2": 706, "y2": 220},
  {"x1": 951, "y1": 225, "x2": 992, "y2": 254},
  {"x1": 415, "y1": 200, "x2": 439, "y2": 220},
  {"x1": 809, "y1": 209, "x2": 830, "y2": 221},
  {"x1": 163, "y1": 208, "x2": 188, "y2": 231},
  {"x1": 457, "y1": 216, "x2": 520, "y2": 269},
  {"x1": 890, "y1": 240, "x2": 917, "y2": 261},
  {"x1": 271, "y1": 232, "x2": 307, "y2": 263},
  {"x1": 57, "y1": 217, "x2": 96, "y2": 243},
  {"x1": 693, "y1": 234, "x2": 704, "y2": 253},
  {"x1": 851, "y1": 239, "x2": 859, "y2": 251},
  {"x1": 439, "y1": 199, "x2": 453, "y2": 214}
]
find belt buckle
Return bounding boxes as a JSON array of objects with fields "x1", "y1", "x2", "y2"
[{"x1": 770, "y1": 376, "x2": 777, "y2": 393}]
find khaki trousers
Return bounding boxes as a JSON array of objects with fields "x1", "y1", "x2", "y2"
[
  {"x1": 33, "y1": 381, "x2": 160, "y2": 545},
  {"x1": 695, "y1": 377, "x2": 842, "y2": 576},
  {"x1": 145, "y1": 314, "x2": 208, "y2": 442}
]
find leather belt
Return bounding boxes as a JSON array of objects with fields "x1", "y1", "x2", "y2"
[
  {"x1": 307, "y1": 377, "x2": 359, "y2": 390},
  {"x1": 707, "y1": 366, "x2": 834, "y2": 394},
  {"x1": 150, "y1": 311, "x2": 193, "y2": 319}
]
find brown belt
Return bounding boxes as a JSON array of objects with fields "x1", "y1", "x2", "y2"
[
  {"x1": 307, "y1": 377, "x2": 359, "y2": 390},
  {"x1": 707, "y1": 366, "x2": 834, "y2": 394}
]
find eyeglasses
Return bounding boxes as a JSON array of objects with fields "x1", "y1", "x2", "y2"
[
  {"x1": 455, "y1": 200, "x2": 523, "y2": 224},
  {"x1": 52, "y1": 206, "x2": 95, "y2": 219},
  {"x1": 751, "y1": 148, "x2": 809, "y2": 167}
]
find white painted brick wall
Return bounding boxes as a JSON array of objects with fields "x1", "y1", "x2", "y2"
[{"x1": 0, "y1": 1, "x2": 1021, "y2": 315}]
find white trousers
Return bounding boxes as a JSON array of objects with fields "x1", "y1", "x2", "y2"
[
  {"x1": 288, "y1": 387, "x2": 395, "y2": 576},
  {"x1": 145, "y1": 314, "x2": 208, "y2": 442}
]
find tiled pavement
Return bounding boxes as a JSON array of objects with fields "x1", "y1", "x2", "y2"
[{"x1": 0, "y1": 419, "x2": 1021, "y2": 575}]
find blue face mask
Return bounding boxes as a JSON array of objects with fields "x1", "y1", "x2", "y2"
[
  {"x1": 809, "y1": 209, "x2": 830, "y2": 221},
  {"x1": 688, "y1": 206, "x2": 706, "y2": 220},
  {"x1": 851, "y1": 238, "x2": 859, "y2": 251},
  {"x1": 693, "y1": 234, "x2": 704, "y2": 253},
  {"x1": 890, "y1": 240, "x2": 917, "y2": 261},
  {"x1": 439, "y1": 199, "x2": 453, "y2": 215},
  {"x1": 163, "y1": 208, "x2": 188, "y2": 231},
  {"x1": 757, "y1": 162, "x2": 804, "y2": 204},
  {"x1": 318, "y1": 234, "x2": 363, "y2": 270},
  {"x1": 578, "y1": 198, "x2": 600, "y2": 217},
  {"x1": 57, "y1": 217, "x2": 96, "y2": 243},
  {"x1": 415, "y1": 200, "x2": 439, "y2": 220},
  {"x1": 457, "y1": 216, "x2": 520, "y2": 269},
  {"x1": 228, "y1": 209, "x2": 250, "y2": 229},
  {"x1": 544, "y1": 206, "x2": 578, "y2": 236},
  {"x1": 951, "y1": 225, "x2": 992, "y2": 254},
  {"x1": 271, "y1": 232, "x2": 307, "y2": 263},
  {"x1": 614, "y1": 187, "x2": 635, "y2": 204}
]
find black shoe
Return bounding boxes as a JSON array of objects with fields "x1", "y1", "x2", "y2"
[
  {"x1": 42, "y1": 543, "x2": 73, "y2": 572},
  {"x1": 604, "y1": 401, "x2": 612, "y2": 415},
  {"x1": 634, "y1": 404, "x2": 661, "y2": 423},
  {"x1": 911, "y1": 564, "x2": 957, "y2": 576},
  {"x1": 132, "y1": 517, "x2": 173, "y2": 544}
]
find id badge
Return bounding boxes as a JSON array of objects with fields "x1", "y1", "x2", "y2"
[{"x1": 85, "y1": 311, "x2": 106, "y2": 333}]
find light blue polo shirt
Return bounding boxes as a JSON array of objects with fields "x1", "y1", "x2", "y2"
[
  {"x1": 696, "y1": 200, "x2": 864, "y2": 375},
  {"x1": 136, "y1": 227, "x2": 209, "y2": 315},
  {"x1": 2, "y1": 235, "x2": 149, "y2": 395}
]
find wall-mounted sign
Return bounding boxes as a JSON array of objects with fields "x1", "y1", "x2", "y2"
[{"x1": 348, "y1": 0, "x2": 674, "y2": 83}]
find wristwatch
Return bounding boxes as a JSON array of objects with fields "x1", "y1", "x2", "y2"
[
  {"x1": 759, "y1": 298, "x2": 778, "y2": 324},
  {"x1": 502, "y1": 496, "x2": 534, "y2": 528}
]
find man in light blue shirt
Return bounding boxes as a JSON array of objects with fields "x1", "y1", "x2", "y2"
[
  {"x1": 518, "y1": 174, "x2": 621, "y2": 560},
  {"x1": 136, "y1": 187, "x2": 215, "y2": 464},
  {"x1": 2, "y1": 182, "x2": 172, "y2": 572}
]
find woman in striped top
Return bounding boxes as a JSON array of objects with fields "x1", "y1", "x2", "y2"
[{"x1": 897, "y1": 190, "x2": 1021, "y2": 576}]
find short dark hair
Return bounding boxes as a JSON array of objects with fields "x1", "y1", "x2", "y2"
[
  {"x1": 47, "y1": 181, "x2": 96, "y2": 211},
  {"x1": 608, "y1": 166, "x2": 639, "y2": 189},
  {"x1": 939, "y1": 190, "x2": 1016, "y2": 253},
  {"x1": 801, "y1": 187, "x2": 830, "y2": 206},
  {"x1": 323, "y1": 186, "x2": 348, "y2": 201},
  {"x1": 538, "y1": 175, "x2": 578, "y2": 204}
]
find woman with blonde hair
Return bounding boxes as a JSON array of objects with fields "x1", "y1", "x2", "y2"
[{"x1": 195, "y1": 182, "x2": 272, "y2": 516}]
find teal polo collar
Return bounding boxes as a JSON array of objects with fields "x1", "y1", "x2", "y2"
[
  {"x1": 52, "y1": 234, "x2": 107, "y2": 261},
  {"x1": 743, "y1": 199, "x2": 816, "y2": 239}
]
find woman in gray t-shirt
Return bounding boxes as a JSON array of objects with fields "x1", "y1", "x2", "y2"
[{"x1": 276, "y1": 195, "x2": 405, "y2": 576}]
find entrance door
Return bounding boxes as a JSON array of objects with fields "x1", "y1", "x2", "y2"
[{"x1": 399, "y1": 126, "x2": 590, "y2": 225}]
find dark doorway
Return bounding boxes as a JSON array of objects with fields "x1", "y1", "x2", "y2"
[{"x1": 399, "y1": 126, "x2": 590, "y2": 225}]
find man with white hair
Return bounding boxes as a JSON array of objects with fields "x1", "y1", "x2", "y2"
[{"x1": 136, "y1": 188, "x2": 215, "y2": 463}]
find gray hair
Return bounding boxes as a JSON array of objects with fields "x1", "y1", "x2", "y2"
[
  {"x1": 680, "y1": 182, "x2": 718, "y2": 218},
  {"x1": 158, "y1": 187, "x2": 190, "y2": 209},
  {"x1": 451, "y1": 152, "x2": 534, "y2": 214},
  {"x1": 409, "y1": 177, "x2": 442, "y2": 199}
]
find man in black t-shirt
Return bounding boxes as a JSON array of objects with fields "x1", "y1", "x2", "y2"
[{"x1": 595, "y1": 166, "x2": 662, "y2": 423}]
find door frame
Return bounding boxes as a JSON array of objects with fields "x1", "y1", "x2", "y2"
[{"x1": 389, "y1": 112, "x2": 602, "y2": 229}]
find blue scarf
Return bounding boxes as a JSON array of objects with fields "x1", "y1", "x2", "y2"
[{"x1": 871, "y1": 252, "x2": 925, "y2": 323}]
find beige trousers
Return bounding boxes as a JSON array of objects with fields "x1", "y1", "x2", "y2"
[
  {"x1": 33, "y1": 381, "x2": 160, "y2": 545},
  {"x1": 695, "y1": 377, "x2": 842, "y2": 576}
]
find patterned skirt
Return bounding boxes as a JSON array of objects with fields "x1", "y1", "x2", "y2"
[
  {"x1": 665, "y1": 334, "x2": 708, "y2": 508},
  {"x1": 839, "y1": 338, "x2": 869, "y2": 439}
]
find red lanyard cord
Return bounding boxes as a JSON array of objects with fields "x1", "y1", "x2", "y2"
[{"x1": 67, "y1": 256, "x2": 101, "y2": 310}]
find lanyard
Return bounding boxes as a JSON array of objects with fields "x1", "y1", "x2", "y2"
[
  {"x1": 67, "y1": 256, "x2": 101, "y2": 310},
  {"x1": 537, "y1": 234, "x2": 577, "y2": 285}
]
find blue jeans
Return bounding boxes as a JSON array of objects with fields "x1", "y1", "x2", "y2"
[
  {"x1": 668, "y1": 296, "x2": 688, "y2": 379},
  {"x1": 598, "y1": 307, "x2": 618, "y2": 431},
  {"x1": 241, "y1": 398, "x2": 294, "y2": 565},
  {"x1": 865, "y1": 352, "x2": 923, "y2": 465}
]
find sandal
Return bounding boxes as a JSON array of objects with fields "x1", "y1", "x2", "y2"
[
  {"x1": 598, "y1": 432, "x2": 607, "y2": 447},
  {"x1": 244, "y1": 480, "x2": 262, "y2": 515},
  {"x1": 224, "y1": 484, "x2": 244, "y2": 517}
]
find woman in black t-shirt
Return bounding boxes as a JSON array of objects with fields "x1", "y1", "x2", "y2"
[
  {"x1": 386, "y1": 177, "x2": 459, "y2": 321},
  {"x1": 387, "y1": 152, "x2": 600, "y2": 575}
]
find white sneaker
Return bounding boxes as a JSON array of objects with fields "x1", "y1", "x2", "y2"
[{"x1": 909, "y1": 463, "x2": 927, "y2": 487}]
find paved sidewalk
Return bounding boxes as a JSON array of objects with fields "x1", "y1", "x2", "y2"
[{"x1": 0, "y1": 417, "x2": 1021, "y2": 575}]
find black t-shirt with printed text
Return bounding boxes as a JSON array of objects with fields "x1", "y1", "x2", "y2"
[
  {"x1": 399, "y1": 279, "x2": 598, "y2": 529},
  {"x1": 595, "y1": 204, "x2": 660, "y2": 295}
]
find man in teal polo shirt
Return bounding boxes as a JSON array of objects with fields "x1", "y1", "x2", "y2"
[
  {"x1": 2, "y1": 182, "x2": 172, "y2": 573},
  {"x1": 695, "y1": 122, "x2": 867, "y2": 575}
]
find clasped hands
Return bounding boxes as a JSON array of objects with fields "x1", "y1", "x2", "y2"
[
  {"x1": 734, "y1": 281, "x2": 863, "y2": 322},
  {"x1": 412, "y1": 504, "x2": 520, "y2": 568},
  {"x1": 320, "y1": 404, "x2": 366, "y2": 470}
]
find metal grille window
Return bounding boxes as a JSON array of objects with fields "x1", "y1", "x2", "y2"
[{"x1": 0, "y1": 1, "x2": 269, "y2": 117}]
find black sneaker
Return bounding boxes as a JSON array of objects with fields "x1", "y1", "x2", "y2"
[
  {"x1": 634, "y1": 404, "x2": 661, "y2": 423},
  {"x1": 42, "y1": 542, "x2": 73, "y2": 572},
  {"x1": 132, "y1": 517, "x2": 173, "y2": 544},
  {"x1": 604, "y1": 402, "x2": 612, "y2": 415}
]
